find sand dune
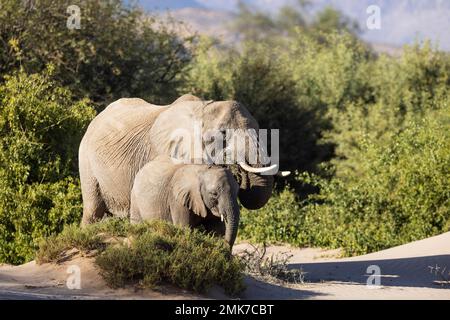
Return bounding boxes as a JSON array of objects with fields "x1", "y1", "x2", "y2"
[
  {"x1": 1, "y1": 232, "x2": 449, "y2": 299},
  {"x1": 238, "y1": 232, "x2": 450, "y2": 299}
]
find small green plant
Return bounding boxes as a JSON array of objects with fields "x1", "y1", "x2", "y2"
[
  {"x1": 36, "y1": 218, "x2": 129, "y2": 263},
  {"x1": 37, "y1": 219, "x2": 245, "y2": 296}
]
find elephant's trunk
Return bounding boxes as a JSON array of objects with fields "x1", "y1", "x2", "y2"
[
  {"x1": 231, "y1": 129, "x2": 275, "y2": 210},
  {"x1": 238, "y1": 172, "x2": 274, "y2": 209},
  {"x1": 222, "y1": 199, "x2": 240, "y2": 247}
]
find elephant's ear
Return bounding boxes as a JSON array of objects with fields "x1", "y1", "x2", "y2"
[{"x1": 173, "y1": 172, "x2": 208, "y2": 218}]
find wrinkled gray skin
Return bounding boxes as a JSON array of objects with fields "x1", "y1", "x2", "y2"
[
  {"x1": 130, "y1": 156, "x2": 240, "y2": 246},
  {"x1": 79, "y1": 94, "x2": 274, "y2": 225}
]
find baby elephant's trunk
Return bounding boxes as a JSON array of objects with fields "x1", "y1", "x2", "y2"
[{"x1": 223, "y1": 199, "x2": 240, "y2": 247}]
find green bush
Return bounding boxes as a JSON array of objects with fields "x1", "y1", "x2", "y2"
[
  {"x1": 37, "y1": 219, "x2": 245, "y2": 296},
  {"x1": 0, "y1": 69, "x2": 95, "y2": 264},
  {"x1": 307, "y1": 106, "x2": 450, "y2": 255},
  {"x1": 240, "y1": 106, "x2": 450, "y2": 256},
  {"x1": 327, "y1": 42, "x2": 450, "y2": 179},
  {"x1": 0, "y1": 0, "x2": 192, "y2": 106},
  {"x1": 239, "y1": 188, "x2": 303, "y2": 245}
]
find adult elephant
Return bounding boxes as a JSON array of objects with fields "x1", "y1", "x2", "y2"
[{"x1": 79, "y1": 94, "x2": 277, "y2": 224}]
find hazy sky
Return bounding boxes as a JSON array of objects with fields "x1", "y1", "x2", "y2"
[{"x1": 135, "y1": 0, "x2": 450, "y2": 50}]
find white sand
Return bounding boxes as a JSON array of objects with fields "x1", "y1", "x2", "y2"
[
  {"x1": 1, "y1": 232, "x2": 450, "y2": 299},
  {"x1": 236, "y1": 232, "x2": 450, "y2": 299}
]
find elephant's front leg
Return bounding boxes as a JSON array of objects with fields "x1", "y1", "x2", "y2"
[{"x1": 170, "y1": 203, "x2": 199, "y2": 227}]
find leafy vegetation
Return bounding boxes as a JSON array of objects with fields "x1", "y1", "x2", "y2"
[
  {"x1": 241, "y1": 104, "x2": 450, "y2": 256},
  {"x1": 37, "y1": 219, "x2": 245, "y2": 296},
  {"x1": 0, "y1": 69, "x2": 95, "y2": 264},
  {"x1": 0, "y1": 0, "x2": 193, "y2": 106}
]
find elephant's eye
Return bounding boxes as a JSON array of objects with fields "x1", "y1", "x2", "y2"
[{"x1": 210, "y1": 191, "x2": 219, "y2": 199}]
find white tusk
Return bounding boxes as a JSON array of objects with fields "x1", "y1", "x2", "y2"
[
  {"x1": 277, "y1": 171, "x2": 291, "y2": 177},
  {"x1": 238, "y1": 162, "x2": 278, "y2": 174},
  {"x1": 221, "y1": 214, "x2": 224, "y2": 222}
]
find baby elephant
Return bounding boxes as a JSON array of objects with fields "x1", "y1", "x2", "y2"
[{"x1": 130, "y1": 156, "x2": 240, "y2": 246}]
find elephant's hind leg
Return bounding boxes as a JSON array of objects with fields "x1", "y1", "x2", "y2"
[
  {"x1": 129, "y1": 192, "x2": 143, "y2": 224},
  {"x1": 80, "y1": 163, "x2": 107, "y2": 226},
  {"x1": 81, "y1": 177, "x2": 107, "y2": 225}
]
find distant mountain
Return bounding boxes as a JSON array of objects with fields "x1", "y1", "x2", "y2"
[
  {"x1": 138, "y1": 0, "x2": 450, "y2": 51},
  {"x1": 167, "y1": 7, "x2": 236, "y2": 43}
]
